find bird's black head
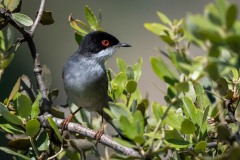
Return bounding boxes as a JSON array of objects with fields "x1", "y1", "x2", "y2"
[{"x1": 78, "y1": 31, "x2": 131, "y2": 55}]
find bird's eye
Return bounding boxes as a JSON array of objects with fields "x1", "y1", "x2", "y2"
[{"x1": 101, "y1": 40, "x2": 110, "y2": 47}]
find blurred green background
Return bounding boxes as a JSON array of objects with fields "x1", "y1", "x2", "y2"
[{"x1": 1, "y1": 0, "x2": 240, "y2": 159}]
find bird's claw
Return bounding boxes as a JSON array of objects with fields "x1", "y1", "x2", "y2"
[
  {"x1": 95, "y1": 125, "x2": 105, "y2": 143},
  {"x1": 61, "y1": 114, "x2": 73, "y2": 134}
]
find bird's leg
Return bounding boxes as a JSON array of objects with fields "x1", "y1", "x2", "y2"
[
  {"x1": 95, "y1": 110, "x2": 105, "y2": 142},
  {"x1": 61, "y1": 107, "x2": 82, "y2": 134}
]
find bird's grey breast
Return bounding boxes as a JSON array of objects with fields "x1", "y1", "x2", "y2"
[{"x1": 63, "y1": 54, "x2": 108, "y2": 111}]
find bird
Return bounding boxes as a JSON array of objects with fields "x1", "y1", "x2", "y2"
[{"x1": 62, "y1": 31, "x2": 131, "y2": 138}]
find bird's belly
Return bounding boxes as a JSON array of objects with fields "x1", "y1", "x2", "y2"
[{"x1": 64, "y1": 73, "x2": 108, "y2": 111}]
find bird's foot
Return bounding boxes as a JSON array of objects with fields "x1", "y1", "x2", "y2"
[
  {"x1": 95, "y1": 125, "x2": 106, "y2": 143},
  {"x1": 60, "y1": 114, "x2": 73, "y2": 134}
]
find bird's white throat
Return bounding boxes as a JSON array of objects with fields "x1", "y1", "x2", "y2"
[{"x1": 92, "y1": 47, "x2": 116, "y2": 62}]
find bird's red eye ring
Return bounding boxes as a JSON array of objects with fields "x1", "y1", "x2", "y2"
[{"x1": 101, "y1": 40, "x2": 110, "y2": 47}]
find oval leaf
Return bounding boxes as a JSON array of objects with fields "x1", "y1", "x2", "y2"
[
  {"x1": 4, "y1": 0, "x2": 21, "y2": 11},
  {"x1": 126, "y1": 80, "x2": 137, "y2": 94},
  {"x1": 12, "y1": 13, "x2": 33, "y2": 26},
  {"x1": 181, "y1": 119, "x2": 196, "y2": 134},
  {"x1": 26, "y1": 119, "x2": 40, "y2": 137}
]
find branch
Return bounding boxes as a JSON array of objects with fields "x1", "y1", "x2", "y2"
[
  {"x1": 0, "y1": 0, "x2": 50, "y2": 113},
  {"x1": 38, "y1": 115, "x2": 142, "y2": 158},
  {"x1": 30, "y1": 0, "x2": 46, "y2": 36}
]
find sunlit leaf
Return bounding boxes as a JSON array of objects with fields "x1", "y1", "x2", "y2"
[
  {"x1": 12, "y1": 13, "x2": 33, "y2": 26},
  {"x1": 84, "y1": 5, "x2": 99, "y2": 30},
  {"x1": 150, "y1": 57, "x2": 178, "y2": 86},
  {"x1": 4, "y1": 0, "x2": 21, "y2": 11},
  {"x1": 194, "y1": 141, "x2": 207, "y2": 152},
  {"x1": 157, "y1": 11, "x2": 172, "y2": 26},
  {"x1": 116, "y1": 58, "x2": 127, "y2": 72}
]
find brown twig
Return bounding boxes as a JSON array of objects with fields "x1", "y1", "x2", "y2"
[{"x1": 38, "y1": 115, "x2": 142, "y2": 158}]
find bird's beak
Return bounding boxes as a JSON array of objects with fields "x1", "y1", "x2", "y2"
[{"x1": 115, "y1": 43, "x2": 131, "y2": 48}]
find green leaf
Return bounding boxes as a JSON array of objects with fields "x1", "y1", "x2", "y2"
[
  {"x1": 7, "y1": 77, "x2": 20, "y2": 106},
  {"x1": 40, "y1": 11, "x2": 54, "y2": 25},
  {"x1": 31, "y1": 93, "x2": 41, "y2": 119},
  {"x1": 111, "y1": 72, "x2": 127, "y2": 99},
  {"x1": 232, "y1": 68, "x2": 239, "y2": 80},
  {"x1": 144, "y1": 23, "x2": 169, "y2": 35},
  {"x1": 107, "y1": 102, "x2": 131, "y2": 120},
  {"x1": 120, "y1": 115, "x2": 134, "y2": 139},
  {"x1": 74, "y1": 32, "x2": 83, "y2": 44},
  {"x1": 185, "y1": 15, "x2": 222, "y2": 43},
  {"x1": 0, "y1": 30, "x2": 6, "y2": 52},
  {"x1": 26, "y1": 119, "x2": 40, "y2": 137},
  {"x1": 194, "y1": 82, "x2": 210, "y2": 110},
  {"x1": 0, "y1": 117, "x2": 24, "y2": 134},
  {"x1": 12, "y1": 13, "x2": 33, "y2": 26},
  {"x1": 84, "y1": 5, "x2": 99, "y2": 30},
  {"x1": 152, "y1": 102, "x2": 165, "y2": 122},
  {"x1": 15, "y1": 94, "x2": 32, "y2": 118},
  {"x1": 126, "y1": 66, "x2": 134, "y2": 80},
  {"x1": 47, "y1": 116, "x2": 63, "y2": 143},
  {"x1": 226, "y1": 4, "x2": 237, "y2": 30},
  {"x1": 133, "y1": 111, "x2": 144, "y2": 136},
  {"x1": 69, "y1": 14, "x2": 89, "y2": 36},
  {"x1": 0, "y1": 102, "x2": 22, "y2": 125},
  {"x1": 2, "y1": 53, "x2": 14, "y2": 69},
  {"x1": 164, "y1": 129, "x2": 191, "y2": 149},
  {"x1": 157, "y1": 11, "x2": 172, "y2": 26},
  {"x1": 175, "y1": 82, "x2": 189, "y2": 93},
  {"x1": 165, "y1": 113, "x2": 184, "y2": 131},
  {"x1": 125, "y1": 80, "x2": 137, "y2": 94},
  {"x1": 181, "y1": 119, "x2": 196, "y2": 134},
  {"x1": 182, "y1": 97, "x2": 200, "y2": 125},
  {"x1": 194, "y1": 141, "x2": 207, "y2": 152},
  {"x1": 36, "y1": 131, "x2": 50, "y2": 151},
  {"x1": 133, "y1": 58, "x2": 143, "y2": 81},
  {"x1": 4, "y1": 0, "x2": 21, "y2": 11},
  {"x1": 150, "y1": 57, "x2": 178, "y2": 86},
  {"x1": 215, "y1": 0, "x2": 227, "y2": 24},
  {"x1": 116, "y1": 58, "x2": 127, "y2": 72},
  {"x1": 0, "y1": 147, "x2": 30, "y2": 160}
]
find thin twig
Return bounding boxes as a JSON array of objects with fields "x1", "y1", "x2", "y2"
[
  {"x1": 30, "y1": 0, "x2": 46, "y2": 35},
  {"x1": 38, "y1": 115, "x2": 142, "y2": 158}
]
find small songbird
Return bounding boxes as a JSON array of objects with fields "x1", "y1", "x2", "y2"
[{"x1": 62, "y1": 31, "x2": 131, "y2": 137}]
